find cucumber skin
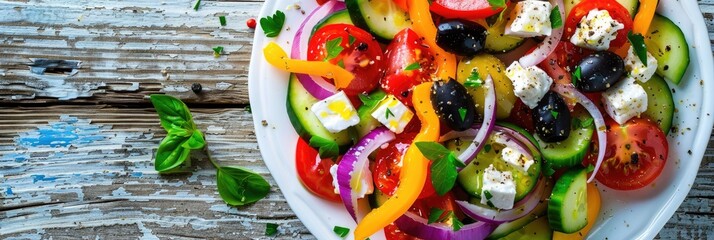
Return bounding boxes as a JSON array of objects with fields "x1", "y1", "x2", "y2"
[
  {"x1": 536, "y1": 109, "x2": 594, "y2": 169},
  {"x1": 498, "y1": 217, "x2": 553, "y2": 240},
  {"x1": 639, "y1": 74, "x2": 675, "y2": 134},
  {"x1": 313, "y1": 10, "x2": 353, "y2": 35},
  {"x1": 345, "y1": 0, "x2": 409, "y2": 42},
  {"x1": 645, "y1": 14, "x2": 690, "y2": 85},
  {"x1": 548, "y1": 168, "x2": 588, "y2": 234},
  {"x1": 487, "y1": 178, "x2": 552, "y2": 239}
]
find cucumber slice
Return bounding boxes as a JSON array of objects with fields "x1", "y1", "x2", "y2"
[
  {"x1": 564, "y1": 0, "x2": 638, "y2": 19},
  {"x1": 355, "y1": 90, "x2": 386, "y2": 138},
  {"x1": 368, "y1": 188, "x2": 390, "y2": 208},
  {"x1": 645, "y1": 14, "x2": 690, "y2": 85},
  {"x1": 286, "y1": 74, "x2": 353, "y2": 146},
  {"x1": 487, "y1": 179, "x2": 553, "y2": 239},
  {"x1": 313, "y1": 10, "x2": 353, "y2": 34},
  {"x1": 499, "y1": 217, "x2": 553, "y2": 240},
  {"x1": 450, "y1": 133, "x2": 541, "y2": 202},
  {"x1": 639, "y1": 74, "x2": 675, "y2": 134},
  {"x1": 484, "y1": 8, "x2": 524, "y2": 53},
  {"x1": 535, "y1": 109, "x2": 594, "y2": 169},
  {"x1": 548, "y1": 168, "x2": 588, "y2": 234},
  {"x1": 345, "y1": 0, "x2": 411, "y2": 41}
]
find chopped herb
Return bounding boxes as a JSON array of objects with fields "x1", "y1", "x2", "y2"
[
  {"x1": 586, "y1": 164, "x2": 595, "y2": 173},
  {"x1": 452, "y1": 213, "x2": 464, "y2": 231},
  {"x1": 386, "y1": 108, "x2": 395, "y2": 119},
  {"x1": 571, "y1": 66, "x2": 582, "y2": 85},
  {"x1": 265, "y1": 223, "x2": 278, "y2": 236},
  {"x1": 415, "y1": 142, "x2": 452, "y2": 161},
  {"x1": 324, "y1": 37, "x2": 344, "y2": 61},
  {"x1": 551, "y1": 110, "x2": 559, "y2": 119},
  {"x1": 448, "y1": 152, "x2": 465, "y2": 168},
  {"x1": 212, "y1": 46, "x2": 224, "y2": 57},
  {"x1": 464, "y1": 69, "x2": 483, "y2": 88},
  {"x1": 404, "y1": 62, "x2": 421, "y2": 71},
  {"x1": 550, "y1": 6, "x2": 563, "y2": 28},
  {"x1": 543, "y1": 162, "x2": 556, "y2": 176},
  {"x1": 628, "y1": 31, "x2": 648, "y2": 66},
  {"x1": 309, "y1": 135, "x2": 339, "y2": 158},
  {"x1": 333, "y1": 226, "x2": 350, "y2": 238},
  {"x1": 193, "y1": 0, "x2": 201, "y2": 11},
  {"x1": 484, "y1": 190, "x2": 493, "y2": 199},
  {"x1": 359, "y1": 91, "x2": 387, "y2": 111},
  {"x1": 487, "y1": 0, "x2": 506, "y2": 9},
  {"x1": 485, "y1": 200, "x2": 496, "y2": 208},
  {"x1": 428, "y1": 208, "x2": 446, "y2": 224},
  {"x1": 349, "y1": 35, "x2": 356, "y2": 45},
  {"x1": 337, "y1": 59, "x2": 345, "y2": 68},
  {"x1": 458, "y1": 107, "x2": 467, "y2": 122},
  {"x1": 219, "y1": 16, "x2": 227, "y2": 26},
  {"x1": 581, "y1": 117, "x2": 594, "y2": 128},
  {"x1": 260, "y1": 10, "x2": 286, "y2": 38},
  {"x1": 484, "y1": 144, "x2": 492, "y2": 153}
]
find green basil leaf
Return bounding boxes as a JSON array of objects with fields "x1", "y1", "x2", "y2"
[
  {"x1": 404, "y1": 62, "x2": 421, "y2": 71},
  {"x1": 430, "y1": 157, "x2": 458, "y2": 195},
  {"x1": 358, "y1": 90, "x2": 386, "y2": 111},
  {"x1": 155, "y1": 134, "x2": 192, "y2": 172},
  {"x1": 452, "y1": 213, "x2": 464, "y2": 231},
  {"x1": 216, "y1": 166, "x2": 270, "y2": 206},
  {"x1": 448, "y1": 152, "x2": 465, "y2": 168},
  {"x1": 265, "y1": 223, "x2": 278, "y2": 236},
  {"x1": 627, "y1": 31, "x2": 648, "y2": 67},
  {"x1": 309, "y1": 135, "x2": 340, "y2": 158},
  {"x1": 427, "y1": 208, "x2": 445, "y2": 224},
  {"x1": 260, "y1": 10, "x2": 285, "y2": 38},
  {"x1": 150, "y1": 94, "x2": 195, "y2": 133},
  {"x1": 333, "y1": 226, "x2": 350, "y2": 238},
  {"x1": 415, "y1": 141, "x2": 452, "y2": 162},
  {"x1": 324, "y1": 37, "x2": 344, "y2": 61},
  {"x1": 550, "y1": 6, "x2": 563, "y2": 29},
  {"x1": 487, "y1": 0, "x2": 506, "y2": 9},
  {"x1": 182, "y1": 130, "x2": 206, "y2": 150}
]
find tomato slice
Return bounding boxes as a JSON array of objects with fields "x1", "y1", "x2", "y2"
[
  {"x1": 564, "y1": 0, "x2": 633, "y2": 50},
  {"x1": 381, "y1": 28, "x2": 436, "y2": 106},
  {"x1": 308, "y1": 24, "x2": 385, "y2": 96},
  {"x1": 585, "y1": 118, "x2": 668, "y2": 190},
  {"x1": 295, "y1": 138, "x2": 341, "y2": 202},
  {"x1": 374, "y1": 132, "x2": 437, "y2": 199},
  {"x1": 430, "y1": 0, "x2": 505, "y2": 19}
]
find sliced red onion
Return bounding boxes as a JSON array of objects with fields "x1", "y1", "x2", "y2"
[
  {"x1": 290, "y1": 1, "x2": 343, "y2": 99},
  {"x1": 439, "y1": 75, "x2": 496, "y2": 167},
  {"x1": 456, "y1": 178, "x2": 546, "y2": 224},
  {"x1": 517, "y1": 0, "x2": 565, "y2": 67},
  {"x1": 439, "y1": 129, "x2": 533, "y2": 162},
  {"x1": 394, "y1": 212, "x2": 497, "y2": 240},
  {"x1": 337, "y1": 127, "x2": 395, "y2": 221},
  {"x1": 552, "y1": 84, "x2": 606, "y2": 183},
  {"x1": 492, "y1": 125, "x2": 541, "y2": 160},
  {"x1": 491, "y1": 132, "x2": 533, "y2": 161}
]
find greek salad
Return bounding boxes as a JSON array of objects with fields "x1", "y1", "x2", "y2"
[{"x1": 260, "y1": 0, "x2": 689, "y2": 239}]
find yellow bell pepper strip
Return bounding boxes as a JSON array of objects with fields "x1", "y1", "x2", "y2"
[
  {"x1": 408, "y1": 0, "x2": 457, "y2": 81},
  {"x1": 552, "y1": 182, "x2": 601, "y2": 240},
  {"x1": 262, "y1": 42, "x2": 354, "y2": 89},
  {"x1": 354, "y1": 82, "x2": 440, "y2": 240},
  {"x1": 632, "y1": 0, "x2": 658, "y2": 36}
]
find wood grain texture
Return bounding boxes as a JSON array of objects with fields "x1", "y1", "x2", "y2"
[{"x1": 0, "y1": 0, "x2": 713, "y2": 239}]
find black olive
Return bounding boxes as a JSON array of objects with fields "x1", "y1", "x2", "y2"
[
  {"x1": 574, "y1": 51, "x2": 625, "y2": 92},
  {"x1": 435, "y1": 19, "x2": 487, "y2": 57},
  {"x1": 531, "y1": 91, "x2": 571, "y2": 143},
  {"x1": 431, "y1": 79, "x2": 477, "y2": 131}
]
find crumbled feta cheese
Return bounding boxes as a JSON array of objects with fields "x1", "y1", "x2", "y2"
[
  {"x1": 505, "y1": 0, "x2": 553, "y2": 38},
  {"x1": 505, "y1": 61, "x2": 553, "y2": 109},
  {"x1": 371, "y1": 95, "x2": 414, "y2": 134},
  {"x1": 310, "y1": 91, "x2": 360, "y2": 133},
  {"x1": 501, "y1": 147, "x2": 535, "y2": 173},
  {"x1": 329, "y1": 163, "x2": 374, "y2": 198},
  {"x1": 570, "y1": 9, "x2": 625, "y2": 50},
  {"x1": 625, "y1": 46, "x2": 658, "y2": 83},
  {"x1": 481, "y1": 164, "x2": 517, "y2": 210},
  {"x1": 602, "y1": 77, "x2": 648, "y2": 124}
]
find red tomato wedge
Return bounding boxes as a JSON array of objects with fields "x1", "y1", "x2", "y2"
[
  {"x1": 295, "y1": 138, "x2": 341, "y2": 202},
  {"x1": 381, "y1": 28, "x2": 437, "y2": 106},
  {"x1": 374, "y1": 132, "x2": 437, "y2": 199},
  {"x1": 430, "y1": 0, "x2": 506, "y2": 19},
  {"x1": 565, "y1": 0, "x2": 633, "y2": 50}
]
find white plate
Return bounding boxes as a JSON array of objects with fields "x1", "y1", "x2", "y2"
[{"x1": 248, "y1": 1, "x2": 714, "y2": 239}]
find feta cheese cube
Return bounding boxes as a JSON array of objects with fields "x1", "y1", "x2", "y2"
[
  {"x1": 310, "y1": 91, "x2": 360, "y2": 133},
  {"x1": 329, "y1": 163, "x2": 374, "y2": 198},
  {"x1": 501, "y1": 146, "x2": 535, "y2": 173},
  {"x1": 625, "y1": 46, "x2": 658, "y2": 83},
  {"x1": 481, "y1": 164, "x2": 517, "y2": 210},
  {"x1": 371, "y1": 95, "x2": 414, "y2": 134},
  {"x1": 505, "y1": 61, "x2": 553, "y2": 109},
  {"x1": 570, "y1": 9, "x2": 625, "y2": 50},
  {"x1": 505, "y1": 0, "x2": 553, "y2": 38},
  {"x1": 602, "y1": 77, "x2": 648, "y2": 124}
]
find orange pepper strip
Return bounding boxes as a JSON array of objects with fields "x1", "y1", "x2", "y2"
[
  {"x1": 408, "y1": 0, "x2": 457, "y2": 81},
  {"x1": 552, "y1": 182, "x2": 601, "y2": 240},
  {"x1": 632, "y1": 0, "x2": 658, "y2": 36},
  {"x1": 263, "y1": 42, "x2": 354, "y2": 89},
  {"x1": 354, "y1": 82, "x2": 440, "y2": 240}
]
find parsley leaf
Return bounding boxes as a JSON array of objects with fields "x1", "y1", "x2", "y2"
[
  {"x1": 464, "y1": 69, "x2": 482, "y2": 88},
  {"x1": 324, "y1": 37, "x2": 344, "y2": 61},
  {"x1": 309, "y1": 135, "x2": 339, "y2": 158},
  {"x1": 551, "y1": 110, "x2": 559, "y2": 119},
  {"x1": 458, "y1": 107, "x2": 467, "y2": 122},
  {"x1": 333, "y1": 226, "x2": 350, "y2": 238},
  {"x1": 219, "y1": 16, "x2": 227, "y2": 26},
  {"x1": 349, "y1": 35, "x2": 356, "y2": 45},
  {"x1": 358, "y1": 91, "x2": 387, "y2": 112},
  {"x1": 260, "y1": 10, "x2": 285, "y2": 38},
  {"x1": 550, "y1": 6, "x2": 563, "y2": 29},
  {"x1": 452, "y1": 213, "x2": 464, "y2": 231},
  {"x1": 404, "y1": 62, "x2": 421, "y2": 71},
  {"x1": 487, "y1": 0, "x2": 506, "y2": 9},
  {"x1": 543, "y1": 162, "x2": 556, "y2": 176},
  {"x1": 386, "y1": 108, "x2": 395, "y2": 119},
  {"x1": 265, "y1": 223, "x2": 278, "y2": 236},
  {"x1": 571, "y1": 66, "x2": 582, "y2": 85},
  {"x1": 428, "y1": 208, "x2": 445, "y2": 224},
  {"x1": 193, "y1": 0, "x2": 201, "y2": 11},
  {"x1": 581, "y1": 117, "x2": 594, "y2": 128},
  {"x1": 337, "y1": 59, "x2": 345, "y2": 68},
  {"x1": 212, "y1": 46, "x2": 224, "y2": 57},
  {"x1": 484, "y1": 144, "x2": 492, "y2": 153},
  {"x1": 415, "y1": 142, "x2": 463, "y2": 195},
  {"x1": 627, "y1": 31, "x2": 648, "y2": 67},
  {"x1": 586, "y1": 164, "x2": 595, "y2": 173}
]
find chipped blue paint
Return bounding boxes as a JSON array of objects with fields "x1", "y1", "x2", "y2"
[
  {"x1": 6, "y1": 187, "x2": 13, "y2": 195},
  {"x1": 17, "y1": 116, "x2": 105, "y2": 147},
  {"x1": 132, "y1": 172, "x2": 143, "y2": 177},
  {"x1": 31, "y1": 175, "x2": 57, "y2": 183},
  {"x1": 1, "y1": 153, "x2": 29, "y2": 162}
]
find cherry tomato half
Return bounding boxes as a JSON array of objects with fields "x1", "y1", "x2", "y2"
[
  {"x1": 586, "y1": 118, "x2": 668, "y2": 190},
  {"x1": 295, "y1": 138, "x2": 341, "y2": 202},
  {"x1": 565, "y1": 0, "x2": 633, "y2": 50},
  {"x1": 381, "y1": 28, "x2": 437, "y2": 107},
  {"x1": 308, "y1": 24, "x2": 385, "y2": 96},
  {"x1": 430, "y1": 0, "x2": 506, "y2": 19},
  {"x1": 374, "y1": 132, "x2": 437, "y2": 199}
]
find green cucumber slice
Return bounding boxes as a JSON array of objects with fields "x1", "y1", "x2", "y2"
[
  {"x1": 639, "y1": 74, "x2": 675, "y2": 134},
  {"x1": 286, "y1": 74, "x2": 353, "y2": 146},
  {"x1": 499, "y1": 217, "x2": 553, "y2": 240},
  {"x1": 345, "y1": 0, "x2": 412, "y2": 41},
  {"x1": 548, "y1": 168, "x2": 588, "y2": 234},
  {"x1": 486, "y1": 179, "x2": 553, "y2": 239},
  {"x1": 644, "y1": 14, "x2": 690, "y2": 85},
  {"x1": 535, "y1": 109, "x2": 594, "y2": 169},
  {"x1": 368, "y1": 188, "x2": 390, "y2": 208},
  {"x1": 313, "y1": 10, "x2": 353, "y2": 34}
]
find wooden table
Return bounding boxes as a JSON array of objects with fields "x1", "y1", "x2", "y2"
[{"x1": 1, "y1": 0, "x2": 712, "y2": 239}]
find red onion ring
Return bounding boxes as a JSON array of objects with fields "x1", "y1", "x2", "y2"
[
  {"x1": 337, "y1": 127, "x2": 395, "y2": 221},
  {"x1": 394, "y1": 212, "x2": 497, "y2": 240},
  {"x1": 517, "y1": 0, "x2": 565, "y2": 67},
  {"x1": 552, "y1": 84, "x2": 607, "y2": 183},
  {"x1": 439, "y1": 129, "x2": 533, "y2": 162},
  {"x1": 290, "y1": 1, "x2": 343, "y2": 99},
  {"x1": 456, "y1": 178, "x2": 546, "y2": 224}
]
